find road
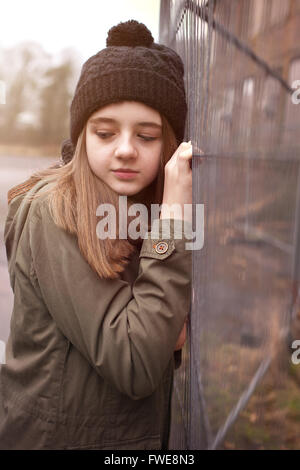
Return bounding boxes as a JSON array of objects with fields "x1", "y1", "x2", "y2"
[{"x1": 0, "y1": 154, "x2": 57, "y2": 343}]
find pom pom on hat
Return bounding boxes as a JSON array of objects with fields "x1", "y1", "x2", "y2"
[{"x1": 106, "y1": 19, "x2": 154, "y2": 48}]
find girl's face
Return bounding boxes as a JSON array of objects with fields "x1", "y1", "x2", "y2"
[{"x1": 86, "y1": 101, "x2": 163, "y2": 196}]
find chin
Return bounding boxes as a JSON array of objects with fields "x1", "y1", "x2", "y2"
[{"x1": 116, "y1": 188, "x2": 140, "y2": 197}]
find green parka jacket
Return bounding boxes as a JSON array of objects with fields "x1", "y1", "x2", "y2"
[{"x1": 0, "y1": 179, "x2": 192, "y2": 450}]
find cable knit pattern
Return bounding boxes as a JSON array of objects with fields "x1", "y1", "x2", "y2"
[{"x1": 63, "y1": 19, "x2": 187, "y2": 160}]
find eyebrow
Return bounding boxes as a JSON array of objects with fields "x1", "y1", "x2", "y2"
[{"x1": 88, "y1": 117, "x2": 162, "y2": 129}]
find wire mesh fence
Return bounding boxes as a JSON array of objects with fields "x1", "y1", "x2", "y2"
[{"x1": 159, "y1": 0, "x2": 300, "y2": 450}]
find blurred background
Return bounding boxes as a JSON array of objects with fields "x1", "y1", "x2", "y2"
[{"x1": 0, "y1": 0, "x2": 160, "y2": 343}]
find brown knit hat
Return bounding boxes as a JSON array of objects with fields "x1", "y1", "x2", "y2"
[{"x1": 61, "y1": 19, "x2": 187, "y2": 164}]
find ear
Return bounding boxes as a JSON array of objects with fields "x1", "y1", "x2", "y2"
[{"x1": 61, "y1": 139, "x2": 75, "y2": 165}]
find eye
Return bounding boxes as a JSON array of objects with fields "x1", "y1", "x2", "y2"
[
  {"x1": 139, "y1": 135, "x2": 157, "y2": 142},
  {"x1": 95, "y1": 132, "x2": 157, "y2": 142},
  {"x1": 96, "y1": 132, "x2": 113, "y2": 139}
]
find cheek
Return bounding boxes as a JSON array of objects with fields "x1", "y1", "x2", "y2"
[
  {"x1": 149, "y1": 162, "x2": 160, "y2": 179},
  {"x1": 146, "y1": 154, "x2": 162, "y2": 179},
  {"x1": 86, "y1": 136, "x2": 95, "y2": 164},
  {"x1": 86, "y1": 137, "x2": 106, "y2": 171},
  {"x1": 86, "y1": 134, "x2": 99, "y2": 156}
]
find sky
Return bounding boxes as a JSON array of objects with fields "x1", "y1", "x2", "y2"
[{"x1": 1, "y1": 0, "x2": 161, "y2": 62}]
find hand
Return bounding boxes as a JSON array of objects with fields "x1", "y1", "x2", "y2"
[
  {"x1": 160, "y1": 141, "x2": 193, "y2": 222},
  {"x1": 174, "y1": 317, "x2": 188, "y2": 351}
]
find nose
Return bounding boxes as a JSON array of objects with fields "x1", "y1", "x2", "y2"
[{"x1": 114, "y1": 134, "x2": 138, "y2": 160}]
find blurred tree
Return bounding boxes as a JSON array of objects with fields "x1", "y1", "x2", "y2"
[
  {"x1": 0, "y1": 42, "x2": 80, "y2": 150},
  {"x1": 0, "y1": 42, "x2": 51, "y2": 144},
  {"x1": 38, "y1": 61, "x2": 74, "y2": 145}
]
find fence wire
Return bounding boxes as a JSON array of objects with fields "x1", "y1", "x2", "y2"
[{"x1": 160, "y1": 0, "x2": 300, "y2": 450}]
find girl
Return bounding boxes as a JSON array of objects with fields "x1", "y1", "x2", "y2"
[{"x1": 0, "y1": 19, "x2": 192, "y2": 450}]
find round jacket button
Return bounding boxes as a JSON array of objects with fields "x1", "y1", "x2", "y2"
[{"x1": 155, "y1": 241, "x2": 169, "y2": 254}]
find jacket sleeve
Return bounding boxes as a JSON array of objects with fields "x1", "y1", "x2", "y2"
[{"x1": 29, "y1": 199, "x2": 192, "y2": 400}]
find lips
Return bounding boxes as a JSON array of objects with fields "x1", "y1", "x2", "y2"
[
  {"x1": 112, "y1": 169, "x2": 139, "y2": 179},
  {"x1": 113, "y1": 169, "x2": 138, "y2": 173}
]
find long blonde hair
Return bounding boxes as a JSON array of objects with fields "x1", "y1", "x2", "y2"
[{"x1": 7, "y1": 113, "x2": 178, "y2": 279}]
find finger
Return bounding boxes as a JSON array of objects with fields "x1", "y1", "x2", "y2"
[
  {"x1": 179, "y1": 147, "x2": 192, "y2": 159},
  {"x1": 179, "y1": 141, "x2": 192, "y2": 153},
  {"x1": 170, "y1": 142, "x2": 192, "y2": 169},
  {"x1": 178, "y1": 149, "x2": 193, "y2": 174},
  {"x1": 169, "y1": 141, "x2": 190, "y2": 159},
  {"x1": 177, "y1": 141, "x2": 192, "y2": 155},
  {"x1": 178, "y1": 147, "x2": 193, "y2": 168},
  {"x1": 181, "y1": 140, "x2": 191, "y2": 147}
]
